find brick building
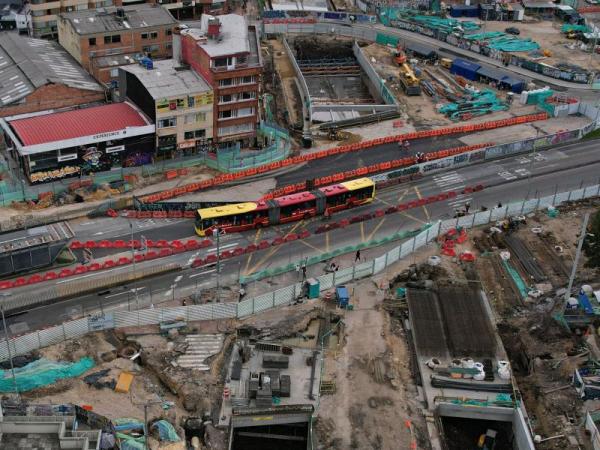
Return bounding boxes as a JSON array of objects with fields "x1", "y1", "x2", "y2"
[
  {"x1": 179, "y1": 14, "x2": 262, "y2": 149},
  {"x1": 0, "y1": 33, "x2": 105, "y2": 118},
  {"x1": 57, "y1": 4, "x2": 177, "y2": 86}
]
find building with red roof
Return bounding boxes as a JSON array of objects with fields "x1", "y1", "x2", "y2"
[{"x1": 0, "y1": 102, "x2": 155, "y2": 183}]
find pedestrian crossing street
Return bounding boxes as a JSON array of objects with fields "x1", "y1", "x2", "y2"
[{"x1": 432, "y1": 171, "x2": 472, "y2": 211}]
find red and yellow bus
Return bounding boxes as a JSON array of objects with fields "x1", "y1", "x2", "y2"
[{"x1": 194, "y1": 178, "x2": 375, "y2": 236}]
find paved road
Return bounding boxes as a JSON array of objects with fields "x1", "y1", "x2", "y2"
[{"x1": 4, "y1": 139, "x2": 600, "y2": 333}]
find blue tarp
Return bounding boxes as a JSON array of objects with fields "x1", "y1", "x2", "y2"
[{"x1": 450, "y1": 58, "x2": 481, "y2": 81}]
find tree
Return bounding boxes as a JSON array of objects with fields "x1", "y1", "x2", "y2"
[{"x1": 583, "y1": 208, "x2": 600, "y2": 268}]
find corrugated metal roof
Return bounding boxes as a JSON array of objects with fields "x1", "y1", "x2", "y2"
[
  {"x1": 9, "y1": 102, "x2": 149, "y2": 146},
  {"x1": 120, "y1": 59, "x2": 211, "y2": 99},
  {"x1": 60, "y1": 4, "x2": 176, "y2": 35},
  {"x1": 0, "y1": 33, "x2": 102, "y2": 107},
  {"x1": 476, "y1": 65, "x2": 509, "y2": 82}
]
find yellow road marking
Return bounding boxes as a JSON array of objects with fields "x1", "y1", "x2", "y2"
[
  {"x1": 246, "y1": 220, "x2": 304, "y2": 275},
  {"x1": 360, "y1": 222, "x2": 365, "y2": 243},
  {"x1": 398, "y1": 188, "x2": 410, "y2": 203},
  {"x1": 413, "y1": 186, "x2": 430, "y2": 221},
  {"x1": 400, "y1": 211, "x2": 426, "y2": 224},
  {"x1": 365, "y1": 217, "x2": 386, "y2": 243},
  {"x1": 299, "y1": 239, "x2": 323, "y2": 253},
  {"x1": 243, "y1": 228, "x2": 261, "y2": 275},
  {"x1": 325, "y1": 232, "x2": 330, "y2": 252},
  {"x1": 375, "y1": 196, "x2": 394, "y2": 207}
]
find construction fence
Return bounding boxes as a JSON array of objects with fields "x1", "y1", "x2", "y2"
[
  {"x1": 0, "y1": 123, "x2": 291, "y2": 207},
  {"x1": 262, "y1": 20, "x2": 598, "y2": 85},
  {"x1": 0, "y1": 182, "x2": 599, "y2": 362}
]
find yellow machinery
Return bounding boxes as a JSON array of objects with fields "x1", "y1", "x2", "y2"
[{"x1": 394, "y1": 44, "x2": 421, "y2": 96}]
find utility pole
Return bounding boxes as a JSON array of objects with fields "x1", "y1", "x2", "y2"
[
  {"x1": 130, "y1": 222, "x2": 139, "y2": 307},
  {"x1": 564, "y1": 212, "x2": 591, "y2": 306},
  {"x1": 0, "y1": 302, "x2": 19, "y2": 400}
]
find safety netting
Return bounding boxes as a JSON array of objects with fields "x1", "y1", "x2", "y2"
[
  {"x1": 151, "y1": 420, "x2": 180, "y2": 442},
  {"x1": 0, "y1": 357, "x2": 95, "y2": 392},
  {"x1": 463, "y1": 32, "x2": 540, "y2": 52}
]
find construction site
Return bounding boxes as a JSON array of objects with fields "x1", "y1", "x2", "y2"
[{"x1": 1, "y1": 194, "x2": 599, "y2": 449}]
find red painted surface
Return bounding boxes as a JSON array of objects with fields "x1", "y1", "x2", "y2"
[{"x1": 10, "y1": 102, "x2": 148, "y2": 146}]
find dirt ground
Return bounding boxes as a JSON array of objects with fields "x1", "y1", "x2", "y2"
[
  {"x1": 267, "y1": 38, "x2": 302, "y2": 128},
  {"x1": 30, "y1": 333, "x2": 189, "y2": 423},
  {"x1": 361, "y1": 42, "x2": 539, "y2": 130},
  {"x1": 316, "y1": 280, "x2": 428, "y2": 450},
  {"x1": 481, "y1": 19, "x2": 600, "y2": 73}
]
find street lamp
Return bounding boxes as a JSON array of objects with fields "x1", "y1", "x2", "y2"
[{"x1": 564, "y1": 212, "x2": 591, "y2": 306}]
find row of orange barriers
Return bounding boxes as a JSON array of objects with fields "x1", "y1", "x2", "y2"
[
  {"x1": 263, "y1": 143, "x2": 491, "y2": 200},
  {"x1": 137, "y1": 113, "x2": 546, "y2": 205},
  {"x1": 578, "y1": 6, "x2": 600, "y2": 12}
]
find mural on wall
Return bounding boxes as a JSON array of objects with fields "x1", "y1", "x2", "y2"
[{"x1": 124, "y1": 151, "x2": 153, "y2": 168}]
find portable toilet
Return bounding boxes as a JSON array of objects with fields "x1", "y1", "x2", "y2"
[
  {"x1": 306, "y1": 278, "x2": 320, "y2": 299},
  {"x1": 336, "y1": 286, "x2": 350, "y2": 308}
]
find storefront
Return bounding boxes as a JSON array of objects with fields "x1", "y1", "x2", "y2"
[{"x1": 0, "y1": 102, "x2": 155, "y2": 183}]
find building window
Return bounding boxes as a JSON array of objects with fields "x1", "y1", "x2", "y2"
[
  {"x1": 176, "y1": 98, "x2": 185, "y2": 108},
  {"x1": 237, "y1": 55, "x2": 248, "y2": 65},
  {"x1": 241, "y1": 75, "x2": 255, "y2": 84},
  {"x1": 214, "y1": 57, "x2": 232, "y2": 68},
  {"x1": 166, "y1": 28, "x2": 172, "y2": 36},
  {"x1": 142, "y1": 44, "x2": 159, "y2": 55},
  {"x1": 104, "y1": 34, "x2": 121, "y2": 44},
  {"x1": 219, "y1": 94, "x2": 232, "y2": 104},
  {"x1": 184, "y1": 131, "x2": 194, "y2": 140},
  {"x1": 141, "y1": 32, "x2": 148, "y2": 39},
  {"x1": 240, "y1": 91, "x2": 256, "y2": 100},
  {"x1": 110, "y1": 68, "x2": 118, "y2": 77},
  {"x1": 184, "y1": 113, "x2": 196, "y2": 124},
  {"x1": 218, "y1": 123, "x2": 253, "y2": 137},
  {"x1": 218, "y1": 78, "x2": 233, "y2": 87},
  {"x1": 219, "y1": 110, "x2": 233, "y2": 120},
  {"x1": 88, "y1": 37, "x2": 96, "y2": 46},
  {"x1": 150, "y1": 31, "x2": 158, "y2": 39},
  {"x1": 166, "y1": 43, "x2": 172, "y2": 50},
  {"x1": 195, "y1": 129, "x2": 206, "y2": 138},
  {"x1": 158, "y1": 117, "x2": 176, "y2": 128},
  {"x1": 187, "y1": 96, "x2": 195, "y2": 108}
]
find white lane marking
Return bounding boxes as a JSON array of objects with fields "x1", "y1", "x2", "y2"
[
  {"x1": 174, "y1": 275, "x2": 183, "y2": 283},
  {"x1": 56, "y1": 266, "x2": 122, "y2": 284},
  {"x1": 441, "y1": 184, "x2": 465, "y2": 192},
  {"x1": 206, "y1": 242, "x2": 239, "y2": 253},
  {"x1": 448, "y1": 197, "x2": 473, "y2": 208},
  {"x1": 105, "y1": 287, "x2": 145, "y2": 299},
  {"x1": 93, "y1": 231, "x2": 104, "y2": 236},
  {"x1": 189, "y1": 269, "x2": 216, "y2": 278}
]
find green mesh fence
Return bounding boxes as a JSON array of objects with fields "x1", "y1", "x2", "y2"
[
  {"x1": 0, "y1": 357, "x2": 95, "y2": 392},
  {"x1": 240, "y1": 225, "x2": 430, "y2": 283},
  {"x1": 502, "y1": 259, "x2": 528, "y2": 298}
]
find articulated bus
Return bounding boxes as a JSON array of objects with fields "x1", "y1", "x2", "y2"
[{"x1": 194, "y1": 178, "x2": 375, "y2": 236}]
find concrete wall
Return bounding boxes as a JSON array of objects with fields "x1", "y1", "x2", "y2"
[
  {"x1": 513, "y1": 406, "x2": 537, "y2": 450},
  {"x1": 353, "y1": 41, "x2": 397, "y2": 106}
]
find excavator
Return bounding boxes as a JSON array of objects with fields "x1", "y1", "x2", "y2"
[{"x1": 393, "y1": 45, "x2": 421, "y2": 96}]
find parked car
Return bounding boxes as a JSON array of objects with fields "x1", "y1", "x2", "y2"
[{"x1": 505, "y1": 27, "x2": 520, "y2": 35}]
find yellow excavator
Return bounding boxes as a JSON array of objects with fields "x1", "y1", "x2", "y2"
[{"x1": 394, "y1": 45, "x2": 421, "y2": 96}]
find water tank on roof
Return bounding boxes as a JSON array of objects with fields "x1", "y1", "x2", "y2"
[{"x1": 141, "y1": 56, "x2": 153, "y2": 70}]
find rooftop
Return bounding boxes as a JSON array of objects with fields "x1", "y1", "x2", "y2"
[
  {"x1": 121, "y1": 59, "x2": 211, "y2": 99},
  {"x1": 182, "y1": 14, "x2": 250, "y2": 58},
  {"x1": 0, "y1": 34, "x2": 102, "y2": 107},
  {"x1": 8, "y1": 102, "x2": 151, "y2": 146},
  {"x1": 60, "y1": 4, "x2": 177, "y2": 35}
]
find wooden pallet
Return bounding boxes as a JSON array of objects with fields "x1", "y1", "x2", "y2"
[{"x1": 320, "y1": 380, "x2": 336, "y2": 395}]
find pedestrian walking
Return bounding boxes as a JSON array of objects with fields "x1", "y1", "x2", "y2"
[
  {"x1": 465, "y1": 201, "x2": 471, "y2": 213},
  {"x1": 355, "y1": 249, "x2": 361, "y2": 262},
  {"x1": 301, "y1": 264, "x2": 307, "y2": 281},
  {"x1": 497, "y1": 202, "x2": 503, "y2": 208}
]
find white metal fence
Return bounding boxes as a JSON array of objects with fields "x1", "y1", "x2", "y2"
[{"x1": 0, "y1": 184, "x2": 598, "y2": 361}]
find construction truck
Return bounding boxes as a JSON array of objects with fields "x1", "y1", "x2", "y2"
[{"x1": 393, "y1": 45, "x2": 421, "y2": 96}]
